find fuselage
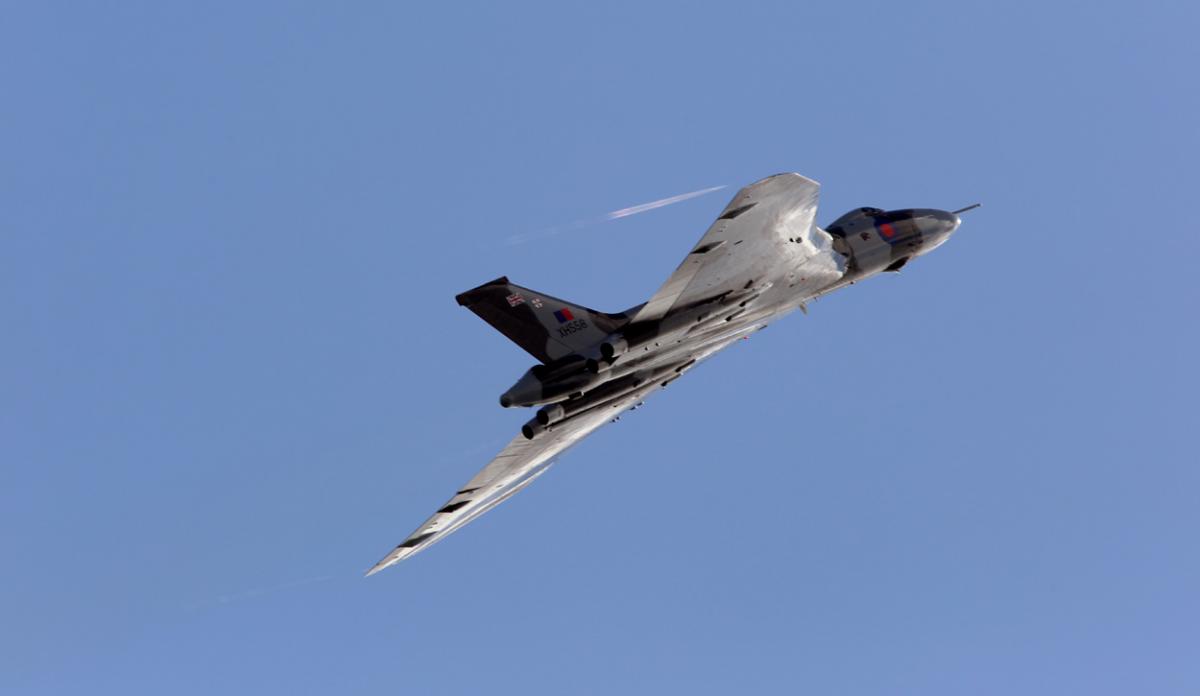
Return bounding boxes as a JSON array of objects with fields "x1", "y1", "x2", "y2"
[{"x1": 504, "y1": 206, "x2": 962, "y2": 436}]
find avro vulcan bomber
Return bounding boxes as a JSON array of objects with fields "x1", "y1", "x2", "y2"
[{"x1": 368, "y1": 173, "x2": 974, "y2": 575}]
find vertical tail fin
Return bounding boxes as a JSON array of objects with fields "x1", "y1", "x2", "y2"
[{"x1": 455, "y1": 277, "x2": 624, "y2": 363}]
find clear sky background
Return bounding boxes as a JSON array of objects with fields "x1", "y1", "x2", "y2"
[{"x1": 3, "y1": 2, "x2": 1198, "y2": 694}]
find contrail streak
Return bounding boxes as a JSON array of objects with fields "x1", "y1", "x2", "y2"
[
  {"x1": 185, "y1": 574, "x2": 334, "y2": 611},
  {"x1": 604, "y1": 185, "x2": 727, "y2": 220},
  {"x1": 503, "y1": 184, "x2": 726, "y2": 246}
]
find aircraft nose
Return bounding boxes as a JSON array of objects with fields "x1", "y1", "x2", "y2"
[
  {"x1": 908, "y1": 209, "x2": 960, "y2": 253},
  {"x1": 931, "y1": 209, "x2": 960, "y2": 235},
  {"x1": 921, "y1": 208, "x2": 960, "y2": 236}
]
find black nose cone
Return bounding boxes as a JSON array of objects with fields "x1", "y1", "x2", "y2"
[
  {"x1": 934, "y1": 210, "x2": 961, "y2": 235},
  {"x1": 911, "y1": 208, "x2": 960, "y2": 237}
]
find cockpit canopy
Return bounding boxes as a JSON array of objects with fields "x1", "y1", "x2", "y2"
[{"x1": 826, "y1": 206, "x2": 885, "y2": 235}]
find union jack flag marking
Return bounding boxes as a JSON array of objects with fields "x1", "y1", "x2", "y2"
[{"x1": 506, "y1": 293, "x2": 525, "y2": 307}]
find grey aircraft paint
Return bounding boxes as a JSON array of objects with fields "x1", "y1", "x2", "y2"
[{"x1": 367, "y1": 173, "x2": 971, "y2": 575}]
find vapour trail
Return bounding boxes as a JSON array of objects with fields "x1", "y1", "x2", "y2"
[
  {"x1": 604, "y1": 185, "x2": 727, "y2": 219},
  {"x1": 504, "y1": 184, "x2": 726, "y2": 246},
  {"x1": 185, "y1": 574, "x2": 334, "y2": 612}
]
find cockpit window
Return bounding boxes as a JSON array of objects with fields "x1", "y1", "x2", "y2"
[{"x1": 827, "y1": 207, "x2": 887, "y2": 236}]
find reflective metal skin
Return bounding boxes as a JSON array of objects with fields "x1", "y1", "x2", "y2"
[{"x1": 368, "y1": 173, "x2": 973, "y2": 575}]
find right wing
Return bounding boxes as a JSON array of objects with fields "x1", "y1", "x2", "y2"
[{"x1": 632, "y1": 173, "x2": 828, "y2": 323}]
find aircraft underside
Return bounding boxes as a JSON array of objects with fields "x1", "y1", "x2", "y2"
[{"x1": 367, "y1": 173, "x2": 968, "y2": 575}]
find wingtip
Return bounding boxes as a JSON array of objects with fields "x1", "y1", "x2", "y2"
[{"x1": 365, "y1": 553, "x2": 399, "y2": 577}]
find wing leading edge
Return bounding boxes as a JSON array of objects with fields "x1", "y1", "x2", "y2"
[{"x1": 631, "y1": 173, "x2": 822, "y2": 323}]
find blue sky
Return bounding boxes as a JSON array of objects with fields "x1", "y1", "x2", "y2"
[{"x1": 3, "y1": 2, "x2": 1198, "y2": 694}]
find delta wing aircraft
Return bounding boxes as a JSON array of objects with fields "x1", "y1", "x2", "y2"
[{"x1": 368, "y1": 173, "x2": 974, "y2": 575}]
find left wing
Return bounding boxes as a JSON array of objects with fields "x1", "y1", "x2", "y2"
[
  {"x1": 367, "y1": 379, "x2": 660, "y2": 575},
  {"x1": 367, "y1": 335, "x2": 745, "y2": 575}
]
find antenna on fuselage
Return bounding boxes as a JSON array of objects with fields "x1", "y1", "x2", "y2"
[{"x1": 951, "y1": 203, "x2": 981, "y2": 215}]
